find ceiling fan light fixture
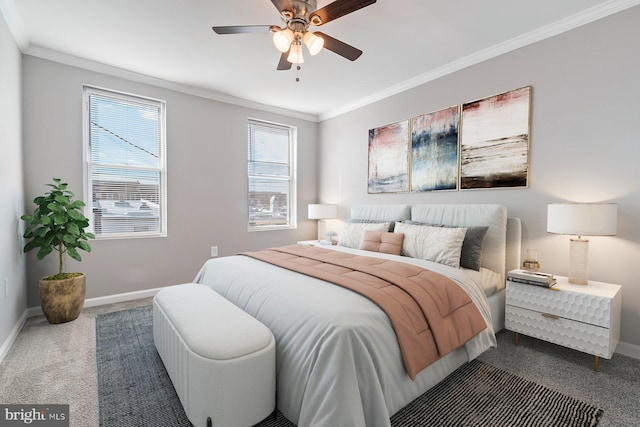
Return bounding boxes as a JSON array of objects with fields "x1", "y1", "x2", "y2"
[
  {"x1": 273, "y1": 28, "x2": 294, "y2": 52},
  {"x1": 287, "y1": 41, "x2": 304, "y2": 64},
  {"x1": 303, "y1": 31, "x2": 324, "y2": 55}
]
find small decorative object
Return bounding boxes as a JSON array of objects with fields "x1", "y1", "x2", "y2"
[
  {"x1": 547, "y1": 203, "x2": 617, "y2": 285},
  {"x1": 308, "y1": 204, "x2": 338, "y2": 241},
  {"x1": 460, "y1": 86, "x2": 531, "y2": 189},
  {"x1": 410, "y1": 106, "x2": 459, "y2": 192},
  {"x1": 324, "y1": 231, "x2": 338, "y2": 244},
  {"x1": 368, "y1": 120, "x2": 409, "y2": 193},
  {"x1": 21, "y1": 178, "x2": 95, "y2": 323},
  {"x1": 522, "y1": 249, "x2": 540, "y2": 272}
]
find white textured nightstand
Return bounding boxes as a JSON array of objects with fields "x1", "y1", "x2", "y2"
[{"x1": 505, "y1": 273, "x2": 621, "y2": 371}]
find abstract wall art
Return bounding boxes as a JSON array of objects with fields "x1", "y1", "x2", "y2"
[
  {"x1": 460, "y1": 86, "x2": 531, "y2": 189},
  {"x1": 368, "y1": 120, "x2": 409, "y2": 193},
  {"x1": 410, "y1": 106, "x2": 459, "y2": 192}
]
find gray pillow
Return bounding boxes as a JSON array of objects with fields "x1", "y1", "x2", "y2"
[
  {"x1": 460, "y1": 226, "x2": 489, "y2": 271},
  {"x1": 403, "y1": 221, "x2": 489, "y2": 271},
  {"x1": 349, "y1": 218, "x2": 395, "y2": 232}
]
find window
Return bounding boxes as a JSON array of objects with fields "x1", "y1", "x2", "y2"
[
  {"x1": 83, "y1": 86, "x2": 167, "y2": 238},
  {"x1": 248, "y1": 119, "x2": 297, "y2": 231}
]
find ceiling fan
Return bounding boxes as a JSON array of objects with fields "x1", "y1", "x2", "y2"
[{"x1": 212, "y1": 0, "x2": 377, "y2": 72}]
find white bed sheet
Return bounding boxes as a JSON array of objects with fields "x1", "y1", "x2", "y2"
[{"x1": 194, "y1": 245, "x2": 496, "y2": 427}]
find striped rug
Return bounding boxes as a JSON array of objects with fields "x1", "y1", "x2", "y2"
[
  {"x1": 96, "y1": 305, "x2": 603, "y2": 427},
  {"x1": 389, "y1": 359, "x2": 603, "y2": 427}
]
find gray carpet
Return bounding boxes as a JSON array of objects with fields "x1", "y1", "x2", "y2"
[{"x1": 96, "y1": 305, "x2": 604, "y2": 427}]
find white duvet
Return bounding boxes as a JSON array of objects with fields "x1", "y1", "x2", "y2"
[{"x1": 194, "y1": 245, "x2": 497, "y2": 427}]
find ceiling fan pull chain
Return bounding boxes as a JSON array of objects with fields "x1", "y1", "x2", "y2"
[{"x1": 296, "y1": 65, "x2": 301, "y2": 82}]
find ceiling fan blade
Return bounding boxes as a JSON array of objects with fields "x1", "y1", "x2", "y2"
[
  {"x1": 212, "y1": 25, "x2": 273, "y2": 35},
  {"x1": 315, "y1": 32, "x2": 362, "y2": 61},
  {"x1": 310, "y1": 0, "x2": 376, "y2": 26},
  {"x1": 271, "y1": 0, "x2": 293, "y2": 15},
  {"x1": 277, "y1": 51, "x2": 292, "y2": 70}
]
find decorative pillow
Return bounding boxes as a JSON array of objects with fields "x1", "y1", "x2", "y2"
[
  {"x1": 338, "y1": 222, "x2": 390, "y2": 249},
  {"x1": 405, "y1": 221, "x2": 488, "y2": 271},
  {"x1": 360, "y1": 231, "x2": 404, "y2": 255},
  {"x1": 460, "y1": 226, "x2": 489, "y2": 271},
  {"x1": 349, "y1": 218, "x2": 396, "y2": 232},
  {"x1": 394, "y1": 222, "x2": 467, "y2": 268}
]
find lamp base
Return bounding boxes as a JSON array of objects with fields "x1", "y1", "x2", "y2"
[{"x1": 568, "y1": 237, "x2": 589, "y2": 285}]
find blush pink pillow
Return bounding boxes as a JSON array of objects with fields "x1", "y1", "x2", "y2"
[{"x1": 360, "y1": 230, "x2": 404, "y2": 255}]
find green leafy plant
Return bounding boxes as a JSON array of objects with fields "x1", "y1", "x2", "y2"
[{"x1": 21, "y1": 178, "x2": 95, "y2": 280}]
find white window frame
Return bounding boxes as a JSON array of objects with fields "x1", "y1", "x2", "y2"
[
  {"x1": 82, "y1": 86, "x2": 167, "y2": 239},
  {"x1": 248, "y1": 118, "x2": 297, "y2": 232}
]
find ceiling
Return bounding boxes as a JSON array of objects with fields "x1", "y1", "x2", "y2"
[{"x1": 2, "y1": 0, "x2": 637, "y2": 121}]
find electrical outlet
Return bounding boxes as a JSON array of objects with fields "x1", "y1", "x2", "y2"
[{"x1": 210, "y1": 246, "x2": 219, "y2": 258}]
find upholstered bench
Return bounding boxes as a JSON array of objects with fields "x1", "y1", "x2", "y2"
[{"x1": 153, "y1": 283, "x2": 276, "y2": 427}]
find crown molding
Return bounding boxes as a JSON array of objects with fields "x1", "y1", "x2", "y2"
[
  {"x1": 318, "y1": 0, "x2": 640, "y2": 121},
  {"x1": 4, "y1": 0, "x2": 638, "y2": 123},
  {"x1": 2, "y1": 0, "x2": 318, "y2": 122},
  {"x1": 24, "y1": 45, "x2": 319, "y2": 122}
]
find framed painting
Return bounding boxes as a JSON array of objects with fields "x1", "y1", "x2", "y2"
[
  {"x1": 368, "y1": 120, "x2": 409, "y2": 193},
  {"x1": 460, "y1": 86, "x2": 531, "y2": 189},
  {"x1": 410, "y1": 106, "x2": 459, "y2": 192}
]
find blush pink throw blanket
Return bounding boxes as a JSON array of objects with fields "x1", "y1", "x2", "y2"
[{"x1": 241, "y1": 245, "x2": 486, "y2": 379}]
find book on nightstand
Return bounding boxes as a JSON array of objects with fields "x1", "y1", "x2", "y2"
[{"x1": 507, "y1": 269, "x2": 557, "y2": 288}]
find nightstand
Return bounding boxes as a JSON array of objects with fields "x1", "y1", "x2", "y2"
[
  {"x1": 297, "y1": 240, "x2": 336, "y2": 247},
  {"x1": 505, "y1": 273, "x2": 621, "y2": 371}
]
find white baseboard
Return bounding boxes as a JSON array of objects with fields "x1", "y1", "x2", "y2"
[
  {"x1": 25, "y1": 287, "x2": 166, "y2": 318},
  {"x1": 2, "y1": 286, "x2": 167, "y2": 365},
  {"x1": 0, "y1": 310, "x2": 29, "y2": 366},
  {"x1": 4, "y1": 285, "x2": 640, "y2": 366},
  {"x1": 616, "y1": 340, "x2": 640, "y2": 360}
]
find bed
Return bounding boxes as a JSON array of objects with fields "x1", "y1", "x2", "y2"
[{"x1": 194, "y1": 204, "x2": 521, "y2": 427}]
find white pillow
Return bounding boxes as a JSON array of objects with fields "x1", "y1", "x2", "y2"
[
  {"x1": 394, "y1": 222, "x2": 467, "y2": 268},
  {"x1": 338, "y1": 222, "x2": 390, "y2": 249}
]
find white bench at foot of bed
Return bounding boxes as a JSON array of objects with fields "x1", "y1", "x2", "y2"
[{"x1": 153, "y1": 283, "x2": 276, "y2": 427}]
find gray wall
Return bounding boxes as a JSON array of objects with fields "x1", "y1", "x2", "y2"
[
  {"x1": 318, "y1": 8, "x2": 640, "y2": 350},
  {"x1": 0, "y1": 15, "x2": 26, "y2": 350},
  {"x1": 21, "y1": 57, "x2": 318, "y2": 307}
]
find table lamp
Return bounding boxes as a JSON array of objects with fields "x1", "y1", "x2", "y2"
[
  {"x1": 547, "y1": 203, "x2": 617, "y2": 284},
  {"x1": 308, "y1": 204, "x2": 338, "y2": 242}
]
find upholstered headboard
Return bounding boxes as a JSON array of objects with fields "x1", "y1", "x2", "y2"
[
  {"x1": 350, "y1": 204, "x2": 521, "y2": 279},
  {"x1": 350, "y1": 204, "x2": 410, "y2": 222}
]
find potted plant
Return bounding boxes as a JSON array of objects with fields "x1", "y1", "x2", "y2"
[{"x1": 21, "y1": 178, "x2": 95, "y2": 324}]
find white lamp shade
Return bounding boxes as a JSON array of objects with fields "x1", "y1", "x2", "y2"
[
  {"x1": 308, "y1": 204, "x2": 337, "y2": 220},
  {"x1": 547, "y1": 203, "x2": 617, "y2": 236},
  {"x1": 287, "y1": 42, "x2": 304, "y2": 64},
  {"x1": 273, "y1": 28, "x2": 294, "y2": 52},
  {"x1": 303, "y1": 31, "x2": 324, "y2": 55}
]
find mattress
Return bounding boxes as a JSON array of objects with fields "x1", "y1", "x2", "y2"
[{"x1": 195, "y1": 244, "x2": 496, "y2": 427}]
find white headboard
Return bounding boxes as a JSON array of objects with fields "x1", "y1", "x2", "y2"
[
  {"x1": 350, "y1": 204, "x2": 521, "y2": 279},
  {"x1": 350, "y1": 204, "x2": 410, "y2": 222}
]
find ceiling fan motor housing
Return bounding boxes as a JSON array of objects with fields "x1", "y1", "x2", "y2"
[{"x1": 283, "y1": 0, "x2": 318, "y2": 24}]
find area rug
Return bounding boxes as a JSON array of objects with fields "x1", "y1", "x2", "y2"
[{"x1": 96, "y1": 305, "x2": 603, "y2": 427}]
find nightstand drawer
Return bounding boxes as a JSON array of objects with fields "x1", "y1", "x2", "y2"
[
  {"x1": 506, "y1": 281, "x2": 613, "y2": 328},
  {"x1": 505, "y1": 305, "x2": 614, "y2": 358}
]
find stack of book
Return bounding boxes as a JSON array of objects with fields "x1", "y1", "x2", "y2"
[{"x1": 507, "y1": 269, "x2": 557, "y2": 288}]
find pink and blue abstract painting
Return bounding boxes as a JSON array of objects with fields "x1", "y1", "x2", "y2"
[{"x1": 410, "y1": 106, "x2": 459, "y2": 192}]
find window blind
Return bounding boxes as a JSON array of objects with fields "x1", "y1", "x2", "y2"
[
  {"x1": 248, "y1": 119, "x2": 296, "y2": 230},
  {"x1": 84, "y1": 87, "x2": 167, "y2": 238}
]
